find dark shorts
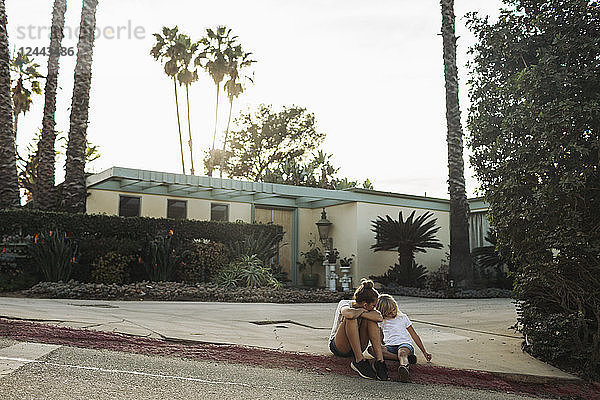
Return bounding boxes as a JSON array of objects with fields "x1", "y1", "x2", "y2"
[
  {"x1": 329, "y1": 338, "x2": 354, "y2": 358},
  {"x1": 385, "y1": 343, "x2": 415, "y2": 356}
]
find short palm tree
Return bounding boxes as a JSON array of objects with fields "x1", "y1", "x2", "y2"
[
  {"x1": 0, "y1": 0, "x2": 19, "y2": 209},
  {"x1": 151, "y1": 26, "x2": 186, "y2": 174},
  {"x1": 371, "y1": 211, "x2": 443, "y2": 269},
  {"x1": 198, "y1": 25, "x2": 237, "y2": 176},
  {"x1": 10, "y1": 52, "x2": 43, "y2": 139}
]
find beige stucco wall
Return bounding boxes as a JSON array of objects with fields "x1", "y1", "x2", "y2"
[
  {"x1": 86, "y1": 189, "x2": 252, "y2": 222},
  {"x1": 356, "y1": 202, "x2": 450, "y2": 281}
]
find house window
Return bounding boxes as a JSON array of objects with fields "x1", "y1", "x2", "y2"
[
  {"x1": 167, "y1": 199, "x2": 187, "y2": 220},
  {"x1": 119, "y1": 196, "x2": 140, "y2": 217},
  {"x1": 211, "y1": 203, "x2": 229, "y2": 221}
]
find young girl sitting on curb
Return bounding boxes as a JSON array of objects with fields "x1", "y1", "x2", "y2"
[
  {"x1": 328, "y1": 279, "x2": 389, "y2": 380},
  {"x1": 373, "y1": 294, "x2": 432, "y2": 382}
]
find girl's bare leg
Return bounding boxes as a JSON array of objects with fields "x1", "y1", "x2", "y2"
[
  {"x1": 333, "y1": 318, "x2": 364, "y2": 363},
  {"x1": 398, "y1": 347, "x2": 410, "y2": 366},
  {"x1": 364, "y1": 320, "x2": 384, "y2": 361}
]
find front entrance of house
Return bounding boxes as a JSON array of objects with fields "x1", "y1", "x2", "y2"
[{"x1": 254, "y1": 207, "x2": 294, "y2": 283}]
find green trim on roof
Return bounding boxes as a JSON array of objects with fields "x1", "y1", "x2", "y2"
[{"x1": 86, "y1": 167, "x2": 489, "y2": 212}]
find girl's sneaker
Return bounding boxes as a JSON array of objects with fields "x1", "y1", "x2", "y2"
[
  {"x1": 351, "y1": 359, "x2": 377, "y2": 379},
  {"x1": 398, "y1": 364, "x2": 409, "y2": 382},
  {"x1": 374, "y1": 360, "x2": 389, "y2": 381}
]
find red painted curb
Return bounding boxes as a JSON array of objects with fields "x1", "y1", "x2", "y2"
[{"x1": 0, "y1": 318, "x2": 598, "y2": 399}]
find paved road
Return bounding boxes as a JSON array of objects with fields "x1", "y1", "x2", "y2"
[
  {"x1": 0, "y1": 296, "x2": 574, "y2": 379},
  {"x1": 0, "y1": 338, "x2": 540, "y2": 400}
]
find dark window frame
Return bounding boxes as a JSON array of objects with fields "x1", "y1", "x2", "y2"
[
  {"x1": 118, "y1": 195, "x2": 141, "y2": 217},
  {"x1": 167, "y1": 199, "x2": 187, "y2": 220},
  {"x1": 210, "y1": 203, "x2": 229, "y2": 222}
]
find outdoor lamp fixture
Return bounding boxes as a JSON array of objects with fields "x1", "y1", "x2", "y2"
[{"x1": 316, "y1": 208, "x2": 332, "y2": 250}]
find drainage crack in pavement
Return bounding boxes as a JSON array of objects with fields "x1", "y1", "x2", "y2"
[
  {"x1": 249, "y1": 320, "x2": 328, "y2": 330},
  {"x1": 411, "y1": 319, "x2": 521, "y2": 339}
]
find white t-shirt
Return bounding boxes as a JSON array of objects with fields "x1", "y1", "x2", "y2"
[
  {"x1": 379, "y1": 314, "x2": 413, "y2": 346},
  {"x1": 329, "y1": 299, "x2": 353, "y2": 342}
]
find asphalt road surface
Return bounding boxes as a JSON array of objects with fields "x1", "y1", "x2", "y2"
[{"x1": 0, "y1": 338, "x2": 542, "y2": 400}]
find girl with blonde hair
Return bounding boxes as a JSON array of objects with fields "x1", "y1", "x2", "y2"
[
  {"x1": 375, "y1": 294, "x2": 432, "y2": 382},
  {"x1": 328, "y1": 278, "x2": 388, "y2": 380}
]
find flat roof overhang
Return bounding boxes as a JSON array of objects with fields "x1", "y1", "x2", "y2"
[{"x1": 86, "y1": 167, "x2": 488, "y2": 212}]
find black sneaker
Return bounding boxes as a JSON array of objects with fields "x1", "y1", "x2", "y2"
[
  {"x1": 374, "y1": 360, "x2": 389, "y2": 381},
  {"x1": 398, "y1": 364, "x2": 410, "y2": 382},
  {"x1": 350, "y1": 359, "x2": 377, "y2": 380},
  {"x1": 408, "y1": 354, "x2": 417, "y2": 364}
]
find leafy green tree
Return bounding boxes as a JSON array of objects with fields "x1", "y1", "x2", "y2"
[
  {"x1": 441, "y1": 0, "x2": 472, "y2": 288},
  {"x1": 151, "y1": 26, "x2": 187, "y2": 174},
  {"x1": 36, "y1": 0, "x2": 67, "y2": 211},
  {"x1": 371, "y1": 211, "x2": 443, "y2": 270},
  {"x1": 466, "y1": 0, "x2": 600, "y2": 379},
  {"x1": 225, "y1": 104, "x2": 325, "y2": 181},
  {"x1": 0, "y1": 0, "x2": 19, "y2": 209}
]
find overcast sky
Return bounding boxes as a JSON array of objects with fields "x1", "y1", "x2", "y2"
[{"x1": 7, "y1": 0, "x2": 503, "y2": 199}]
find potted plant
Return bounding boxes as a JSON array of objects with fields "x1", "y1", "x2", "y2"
[
  {"x1": 327, "y1": 248, "x2": 339, "y2": 264},
  {"x1": 299, "y1": 241, "x2": 324, "y2": 287},
  {"x1": 339, "y1": 254, "x2": 354, "y2": 268}
]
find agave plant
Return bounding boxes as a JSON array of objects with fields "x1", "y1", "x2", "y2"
[
  {"x1": 370, "y1": 260, "x2": 429, "y2": 289},
  {"x1": 215, "y1": 255, "x2": 279, "y2": 288},
  {"x1": 28, "y1": 230, "x2": 77, "y2": 282},
  {"x1": 371, "y1": 210, "x2": 443, "y2": 268}
]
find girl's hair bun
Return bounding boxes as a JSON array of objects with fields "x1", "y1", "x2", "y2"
[{"x1": 360, "y1": 278, "x2": 374, "y2": 289}]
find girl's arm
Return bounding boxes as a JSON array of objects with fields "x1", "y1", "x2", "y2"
[
  {"x1": 360, "y1": 310, "x2": 383, "y2": 322},
  {"x1": 407, "y1": 325, "x2": 432, "y2": 361},
  {"x1": 340, "y1": 305, "x2": 364, "y2": 319}
]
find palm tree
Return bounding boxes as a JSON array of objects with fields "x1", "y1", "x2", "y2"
[
  {"x1": 198, "y1": 25, "x2": 236, "y2": 176},
  {"x1": 441, "y1": 0, "x2": 472, "y2": 287},
  {"x1": 151, "y1": 26, "x2": 186, "y2": 174},
  {"x1": 0, "y1": 0, "x2": 19, "y2": 209},
  {"x1": 36, "y1": 0, "x2": 67, "y2": 211},
  {"x1": 177, "y1": 35, "x2": 199, "y2": 175},
  {"x1": 220, "y1": 46, "x2": 255, "y2": 177},
  {"x1": 371, "y1": 211, "x2": 443, "y2": 270},
  {"x1": 10, "y1": 52, "x2": 42, "y2": 139},
  {"x1": 62, "y1": 0, "x2": 98, "y2": 213}
]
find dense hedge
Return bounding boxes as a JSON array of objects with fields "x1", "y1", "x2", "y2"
[{"x1": 0, "y1": 209, "x2": 282, "y2": 244}]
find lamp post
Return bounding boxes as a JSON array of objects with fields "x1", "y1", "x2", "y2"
[{"x1": 316, "y1": 208, "x2": 336, "y2": 291}]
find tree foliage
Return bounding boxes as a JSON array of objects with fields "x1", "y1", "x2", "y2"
[
  {"x1": 466, "y1": 0, "x2": 600, "y2": 379},
  {"x1": 225, "y1": 104, "x2": 325, "y2": 181}
]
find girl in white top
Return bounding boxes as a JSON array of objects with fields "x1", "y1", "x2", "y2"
[{"x1": 375, "y1": 294, "x2": 432, "y2": 382}]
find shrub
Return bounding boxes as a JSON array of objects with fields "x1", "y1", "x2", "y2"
[
  {"x1": 28, "y1": 231, "x2": 77, "y2": 282},
  {"x1": 227, "y1": 230, "x2": 285, "y2": 265},
  {"x1": 426, "y1": 264, "x2": 449, "y2": 291},
  {"x1": 91, "y1": 252, "x2": 133, "y2": 284},
  {"x1": 370, "y1": 261, "x2": 428, "y2": 289},
  {"x1": 215, "y1": 255, "x2": 279, "y2": 288},
  {"x1": 143, "y1": 234, "x2": 177, "y2": 282},
  {"x1": 178, "y1": 240, "x2": 229, "y2": 283},
  {"x1": 77, "y1": 236, "x2": 141, "y2": 283}
]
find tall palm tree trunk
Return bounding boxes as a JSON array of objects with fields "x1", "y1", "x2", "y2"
[
  {"x1": 219, "y1": 97, "x2": 233, "y2": 178},
  {"x1": 441, "y1": 0, "x2": 472, "y2": 288},
  {"x1": 173, "y1": 77, "x2": 185, "y2": 174},
  {"x1": 63, "y1": 0, "x2": 98, "y2": 213},
  {"x1": 36, "y1": 0, "x2": 67, "y2": 211},
  {"x1": 208, "y1": 83, "x2": 220, "y2": 176},
  {"x1": 185, "y1": 83, "x2": 194, "y2": 175},
  {"x1": 0, "y1": 0, "x2": 19, "y2": 209}
]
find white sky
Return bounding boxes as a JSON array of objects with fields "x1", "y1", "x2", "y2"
[{"x1": 7, "y1": 0, "x2": 503, "y2": 199}]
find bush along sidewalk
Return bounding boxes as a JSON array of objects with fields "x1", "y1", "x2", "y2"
[{"x1": 23, "y1": 281, "x2": 351, "y2": 303}]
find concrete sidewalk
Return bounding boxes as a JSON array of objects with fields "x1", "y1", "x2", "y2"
[{"x1": 0, "y1": 296, "x2": 575, "y2": 380}]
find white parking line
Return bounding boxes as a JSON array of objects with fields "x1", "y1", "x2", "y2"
[
  {"x1": 0, "y1": 355, "x2": 278, "y2": 390},
  {"x1": 0, "y1": 342, "x2": 62, "y2": 376}
]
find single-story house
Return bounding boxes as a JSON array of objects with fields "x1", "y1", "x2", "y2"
[{"x1": 86, "y1": 167, "x2": 490, "y2": 286}]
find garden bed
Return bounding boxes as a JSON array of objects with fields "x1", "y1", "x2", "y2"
[
  {"x1": 17, "y1": 280, "x2": 352, "y2": 303},
  {"x1": 380, "y1": 284, "x2": 513, "y2": 299}
]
